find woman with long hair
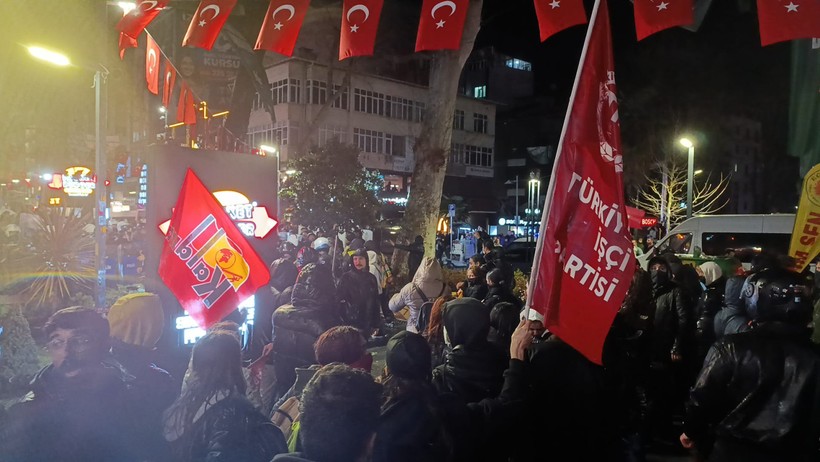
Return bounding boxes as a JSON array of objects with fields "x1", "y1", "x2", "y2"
[{"x1": 163, "y1": 331, "x2": 287, "y2": 462}]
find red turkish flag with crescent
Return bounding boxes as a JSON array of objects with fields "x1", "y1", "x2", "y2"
[
  {"x1": 162, "y1": 59, "x2": 177, "y2": 108},
  {"x1": 415, "y1": 0, "x2": 469, "y2": 51},
  {"x1": 533, "y1": 0, "x2": 588, "y2": 42},
  {"x1": 182, "y1": 0, "x2": 238, "y2": 50},
  {"x1": 255, "y1": 0, "x2": 311, "y2": 56},
  {"x1": 117, "y1": 0, "x2": 169, "y2": 39},
  {"x1": 633, "y1": 0, "x2": 694, "y2": 40},
  {"x1": 757, "y1": 0, "x2": 820, "y2": 46},
  {"x1": 145, "y1": 35, "x2": 160, "y2": 95},
  {"x1": 339, "y1": 0, "x2": 384, "y2": 60},
  {"x1": 177, "y1": 82, "x2": 197, "y2": 125},
  {"x1": 527, "y1": 0, "x2": 635, "y2": 365},
  {"x1": 119, "y1": 32, "x2": 138, "y2": 60},
  {"x1": 159, "y1": 169, "x2": 270, "y2": 329}
]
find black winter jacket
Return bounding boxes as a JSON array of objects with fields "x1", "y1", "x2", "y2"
[
  {"x1": 650, "y1": 281, "x2": 692, "y2": 363},
  {"x1": 695, "y1": 278, "x2": 725, "y2": 358},
  {"x1": 461, "y1": 279, "x2": 488, "y2": 301},
  {"x1": 373, "y1": 388, "x2": 451, "y2": 462},
  {"x1": 337, "y1": 266, "x2": 381, "y2": 332},
  {"x1": 714, "y1": 276, "x2": 751, "y2": 340},
  {"x1": 684, "y1": 323, "x2": 820, "y2": 461},
  {"x1": 482, "y1": 286, "x2": 522, "y2": 312}
]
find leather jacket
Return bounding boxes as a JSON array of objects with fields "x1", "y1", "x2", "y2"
[{"x1": 650, "y1": 281, "x2": 692, "y2": 363}]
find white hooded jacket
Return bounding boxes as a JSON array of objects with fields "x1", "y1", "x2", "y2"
[{"x1": 389, "y1": 257, "x2": 446, "y2": 333}]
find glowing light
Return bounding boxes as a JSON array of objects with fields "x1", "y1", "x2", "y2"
[
  {"x1": 27, "y1": 46, "x2": 70, "y2": 66},
  {"x1": 679, "y1": 138, "x2": 694, "y2": 148}
]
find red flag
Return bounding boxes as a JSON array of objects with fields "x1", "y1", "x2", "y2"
[
  {"x1": 119, "y1": 32, "x2": 138, "y2": 60},
  {"x1": 159, "y1": 169, "x2": 270, "y2": 329},
  {"x1": 533, "y1": 0, "x2": 588, "y2": 42},
  {"x1": 162, "y1": 59, "x2": 177, "y2": 108},
  {"x1": 255, "y1": 0, "x2": 311, "y2": 56},
  {"x1": 117, "y1": 0, "x2": 169, "y2": 39},
  {"x1": 145, "y1": 35, "x2": 160, "y2": 95},
  {"x1": 339, "y1": 0, "x2": 384, "y2": 60},
  {"x1": 177, "y1": 83, "x2": 197, "y2": 125},
  {"x1": 633, "y1": 0, "x2": 694, "y2": 40},
  {"x1": 757, "y1": 0, "x2": 820, "y2": 46},
  {"x1": 183, "y1": 0, "x2": 238, "y2": 50},
  {"x1": 415, "y1": 0, "x2": 470, "y2": 51},
  {"x1": 527, "y1": 0, "x2": 635, "y2": 365}
]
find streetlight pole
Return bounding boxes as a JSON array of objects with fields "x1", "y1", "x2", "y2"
[
  {"x1": 680, "y1": 138, "x2": 695, "y2": 220},
  {"x1": 94, "y1": 69, "x2": 108, "y2": 309}
]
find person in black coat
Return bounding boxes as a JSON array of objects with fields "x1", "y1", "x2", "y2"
[
  {"x1": 457, "y1": 266, "x2": 488, "y2": 301},
  {"x1": 336, "y1": 249, "x2": 382, "y2": 336},
  {"x1": 271, "y1": 264, "x2": 342, "y2": 401},
  {"x1": 482, "y1": 268, "x2": 522, "y2": 312},
  {"x1": 693, "y1": 261, "x2": 726, "y2": 362},
  {"x1": 163, "y1": 331, "x2": 287, "y2": 462},
  {"x1": 395, "y1": 235, "x2": 425, "y2": 278}
]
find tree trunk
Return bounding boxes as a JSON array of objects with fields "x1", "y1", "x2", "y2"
[{"x1": 402, "y1": 0, "x2": 483, "y2": 258}]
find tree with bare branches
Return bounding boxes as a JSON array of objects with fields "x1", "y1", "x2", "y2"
[{"x1": 633, "y1": 160, "x2": 730, "y2": 233}]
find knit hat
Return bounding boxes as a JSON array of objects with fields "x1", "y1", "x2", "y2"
[
  {"x1": 386, "y1": 331, "x2": 431, "y2": 380},
  {"x1": 108, "y1": 293, "x2": 164, "y2": 348}
]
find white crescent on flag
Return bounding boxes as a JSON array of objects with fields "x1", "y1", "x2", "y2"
[
  {"x1": 272, "y1": 4, "x2": 296, "y2": 21},
  {"x1": 138, "y1": 0, "x2": 158, "y2": 12},
  {"x1": 347, "y1": 4, "x2": 370, "y2": 22},
  {"x1": 201, "y1": 4, "x2": 221, "y2": 20},
  {"x1": 431, "y1": 1, "x2": 457, "y2": 18},
  {"x1": 147, "y1": 49, "x2": 157, "y2": 72}
]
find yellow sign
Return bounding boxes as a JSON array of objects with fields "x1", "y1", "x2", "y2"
[
  {"x1": 48, "y1": 197, "x2": 62, "y2": 206},
  {"x1": 789, "y1": 163, "x2": 820, "y2": 272}
]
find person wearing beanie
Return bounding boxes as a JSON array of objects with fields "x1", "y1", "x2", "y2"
[
  {"x1": 336, "y1": 249, "x2": 382, "y2": 336},
  {"x1": 108, "y1": 293, "x2": 176, "y2": 462},
  {"x1": 373, "y1": 331, "x2": 450, "y2": 462}
]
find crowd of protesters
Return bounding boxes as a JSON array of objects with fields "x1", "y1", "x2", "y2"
[{"x1": 0, "y1": 221, "x2": 819, "y2": 461}]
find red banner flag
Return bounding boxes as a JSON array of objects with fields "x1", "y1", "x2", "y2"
[
  {"x1": 757, "y1": 0, "x2": 820, "y2": 46},
  {"x1": 533, "y1": 0, "x2": 588, "y2": 42},
  {"x1": 119, "y1": 32, "x2": 138, "y2": 60},
  {"x1": 117, "y1": 0, "x2": 169, "y2": 39},
  {"x1": 634, "y1": 0, "x2": 694, "y2": 40},
  {"x1": 183, "y1": 0, "x2": 238, "y2": 50},
  {"x1": 162, "y1": 58, "x2": 177, "y2": 108},
  {"x1": 145, "y1": 35, "x2": 160, "y2": 95},
  {"x1": 527, "y1": 0, "x2": 635, "y2": 365},
  {"x1": 255, "y1": 0, "x2": 311, "y2": 56},
  {"x1": 339, "y1": 0, "x2": 384, "y2": 60},
  {"x1": 159, "y1": 169, "x2": 270, "y2": 329},
  {"x1": 177, "y1": 83, "x2": 197, "y2": 125},
  {"x1": 415, "y1": 0, "x2": 469, "y2": 52}
]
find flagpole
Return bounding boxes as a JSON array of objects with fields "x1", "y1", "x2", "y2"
[{"x1": 525, "y1": 0, "x2": 604, "y2": 315}]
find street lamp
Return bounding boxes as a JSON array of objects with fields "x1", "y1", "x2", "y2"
[
  {"x1": 260, "y1": 144, "x2": 280, "y2": 219},
  {"x1": 29, "y1": 45, "x2": 109, "y2": 309},
  {"x1": 679, "y1": 137, "x2": 695, "y2": 219},
  {"x1": 527, "y1": 171, "x2": 541, "y2": 244}
]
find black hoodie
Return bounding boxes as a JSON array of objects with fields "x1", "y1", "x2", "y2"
[{"x1": 336, "y1": 250, "x2": 381, "y2": 332}]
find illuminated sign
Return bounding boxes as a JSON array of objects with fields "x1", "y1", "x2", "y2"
[
  {"x1": 641, "y1": 217, "x2": 658, "y2": 227},
  {"x1": 138, "y1": 164, "x2": 148, "y2": 208},
  {"x1": 48, "y1": 166, "x2": 96, "y2": 197},
  {"x1": 159, "y1": 190, "x2": 277, "y2": 239},
  {"x1": 48, "y1": 197, "x2": 62, "y2": 206}
]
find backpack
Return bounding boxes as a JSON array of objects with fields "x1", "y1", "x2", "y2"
[
  {"x1": 271, "y1": 396, "x2": 301, "y2": 450},
  {"x1": 414, "y1": 283, "x2": 446, "y2": 334}
]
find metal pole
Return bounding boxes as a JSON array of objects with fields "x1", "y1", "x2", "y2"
[
  {"x1": 94, "y1": 69, "x2": 107, "y2": 309},
  {"x1": 687, "y1": 145, "x2": 694, "y2": 219},
  {"x1": 515, "y1": 175, "x2": 519, "y2": 232},
  {"x1": 276, "y1": 150, "x2": 281, "y2": 219}
]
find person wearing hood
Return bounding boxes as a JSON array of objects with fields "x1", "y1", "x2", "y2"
[
  {"x1": 271, "y1": 264, "x2": 342, "y2": 401},
  {"x1": 365, "y1": 240, "x2": 395, "y2": 323},
  {"x1": 482, "y1": 268, "x2": 522, "y2": 312},
  {"x1": 432, "y1": 298, "x2": 508, "y2": 403},
  {"x1": 389, "y1": 257, "x2": 447, "y2": 333},
  {"x1": 693, "y1": 261, "x2": 725, "y2": 362},
  {"x1": 337, "y1": 249, "x2": 382, "y2": 336},
  {"x1": 108, "y1": 293, "x2": 176, "y2": 462},
  {"x1": 488, "y1": 302, "x2": 520, "y2": 355}
]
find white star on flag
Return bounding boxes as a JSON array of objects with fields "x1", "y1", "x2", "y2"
[
  {"x1": 656, "y1": 1, "x2": 669, "y2": 11},
  {"x1": 274, "y1": 22, "x2": 283, "y2": 30},
  {"x1": 550, "y1": 0, "x2": 560, "y2": 8},
  {"x1": 198, "y1": 20, "x2": 207, "y2": 27},
  {"x1": 436, "y1": 19, "x2": 446, "y2": 28},
  {"x1": 350, "y1": 24, "x2": 359, "y2": 32},
  {"x1": 785, "y1": 2, "x2": 799, "y2": 12}
]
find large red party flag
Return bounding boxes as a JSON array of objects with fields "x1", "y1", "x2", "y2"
[
  {"x1": 117, "y1": 0, "x2": 169, "y2": 39},
  {"x1": 177, "y1": 83, "x2": 197, "y2": 125},
  {"x1": 159, "y1": 169, "x2": 270, "y2": 329},
  {"x1": 526, "y1": 0, "x2": 635, "y2": 365},
  {"x1": 255, "y1": 0, "x2": 311, "y2": 56},
  {"x1": 415, "y1": 0, "x2": 469, "y2": 51},
  {"x1": 339, "y1": 0, "x2": 384, "y2": 60},
  {"x1": 162, "y1": 58, "x2": 177, "y2": 108},
  {"x1": 533, "y1": 0, "x2": 588, "y2": 42},
  {"x1": 633, "y1": 0, "x2": 694, "y2": 40},
  {"x1": 757, "y1": 0, "x2": 820, "y2": 46},
  {"x1": 183, "y1": 0, "x2": 238, "y2": 50},
  {"x1": 119, "y1": 32, "x2": 138, "y2": 60},
  {"x1": 145, "y1": 35, "x2": 160, "y2": 95}
]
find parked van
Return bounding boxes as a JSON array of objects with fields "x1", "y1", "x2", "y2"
[{"x1": 637, "y1": 214, "x2": 795, "y2": 270}]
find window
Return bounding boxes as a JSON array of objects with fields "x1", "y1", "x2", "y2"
[
  {"x1": 353, "y1": 128, "x2": 392, "y2": 154},
  {"x1": 450, "y1": 143, "x2": 465, "y2": 164},
  {"x1": 453, "y1": 110, "x2": 464, "y2": 130},
  {"x1": 473, "y1": 113, "x2": 488, "y2": 133},
  {"x1": 473, "y1": 85, "x2": 486, "y2": 98},
  {"x1": 247, "y1": 121, "x2": 293, "y2": 147},
  {"x1": 701, "y1": 233, "x2": 790, "y2": 263},
  {"x1": 354, "y1": 88, "x2": 388, "y2": 116},
  {"x1": 307, "y1": 80, "x2": 327, "y2": 105},
  {"x1": 464, "y1": 145, "x2": 493, "y2": 167},
  {"x1": 656, "y1": 233, "x2": 693, "y2": 255},
  {"x1": 505, "y1": 58, "x2": 532, "y2": 71},
  {"x1": 331, "y1": 84, "x2": 349, "y2": 110},
  {"x1": 270, "y1": 79, "x2": 300, "y2": 104},
  {"x1": 318, "y1": 125, "x2": 347, "y2": 146},
  {"x1": 391, "y1": 135, "x2": 407, "y2": 157}
]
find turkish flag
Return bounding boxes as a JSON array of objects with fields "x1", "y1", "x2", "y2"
[
  {"x1": 633, "y1": 0, "x2": 694, "y2": 41},
  {"x1": 415, "y1": 0, "x2": 469, "y2": 51},
  {"x1": 527, "y1": 0, "x2": 635, "y2": 365},
  {"x1": 177, "y1": 82, "x2": 197, "y2": 125},
  {"x1": 117, "y1": 0, "x2": 169, "y2": 39},
  {"x1": 757, "y1": 0, "x2": 820, "y2": 46},
  {"x1": 182, "y1": 0, "x2": 238, "y2": 51},
  {"x1": 162, "y1": 59, "x2": 177, "y2": 108},
  {"x1": 119, "y1": 32, "x2": 138, "y2": 60},
  {"x1": 159, "y1": 169, "x2": 270, "y2": 329},
  {"x1": 145, "y1": 35, "x2": 160, "y2": 95},
  {"x1": 339, "y1": 0, "x2": 384, "y2": 60},
  {"x1": 255, "y1": 0, "x2": 311, "y2": 56},
  {"x1": 533, "y1": 0, "x2": 588, "y2": 42}
]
